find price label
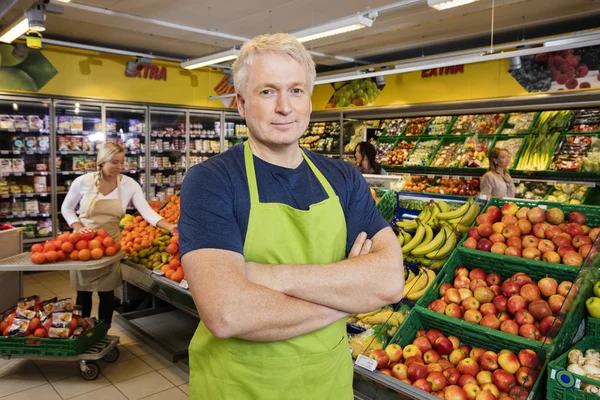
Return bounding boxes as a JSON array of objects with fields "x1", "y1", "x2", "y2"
[
  {"x1": 179, "y1": 279, "x2": 189, "y2": 290},
  {"x1": 1, "y1": 195, "x2": 8, "y2": 198},
  {"x1": 159, "y1": 134, "x2": 164, "y2": 138},
  {"x1": 26, "y1": 172, "x2": 34, "y2": 176},
  {"x1": 14, "y1": 173, "x2": 22, "y2": 176},
  {"x1": 442, "y1": 175, "x2": 449, "y2": 179},
  {"x1": 0, "y1": 151, "x2": 7, "y2": 154},
  {"x1": 451, "y1": 176, "x2": 461, "y2": 180},
  {"x1": 25, "y1": 194, "x2": 33, "y2": 198},
  {"x1": 582, "y1": 182, "x2": 596, "y2": 188},
  {"x1": 427, "y1": 175, "x2": 435, "y2": 179},
  {"x1": 25, "y1": 151, "x2": 33, "y2": 155},
  {"x1": 21, "y1": 128, "x2": 29, "y2": 133},
  {"x1": 60, "y1": 151, "x2": 68, "y2": 155},
  {"x1": 156, "y1": 150, "x2": 163, "y2": 153},
  {"x1": 12, "y1": 151, "x2": 20, "y2": 155},
  {"x1": 158, "y1": 168, "x2": 164, "y2": 171},
  {"x1": 355, "y1": 354, "x2": 378, "y2": 371},
  {"x1": 29, "y1": 213, "x2": 38, "y2": 217},
  {"x1": 548, "y1": 181, "x2": 557, "y2": 186},
  {"x1": 465, "y1": 176, "x2": 473, "y2": 180},
  {"x1": 7, "y1": 128, "x2": 15, "y2": 132},
  {"x1": 513, "y1": 179, "x2": 521, "y2": 184},
  {"x1": 40, "y1": 193, "x2": 48, "y2": 197},
  {"x1": 87, "y1": 151, "x2": 95, "y2": 155},
  {"x1": 57, "y1": 129, "x2": 64, "y2": 134}
]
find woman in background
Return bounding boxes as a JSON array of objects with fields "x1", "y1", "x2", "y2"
[
  {"x1": 62, "y1": 143, "x2": 176, "y2": 328},
  {"x1": 354, "y1": 142, "x2": 387, "y2": 175},
  {"x1": 480, "y1": 148, "x2": 516, "y2": 198}
]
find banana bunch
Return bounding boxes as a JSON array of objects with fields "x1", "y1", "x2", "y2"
[
  {"x1": 347, "y1": 306, "x2": 408, "y2": 329},
  {"x1": 402, "y1": 267, "x2": 437, "y2": 301}
]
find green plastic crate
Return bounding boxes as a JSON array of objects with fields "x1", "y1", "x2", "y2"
[
  {"x1": 547, "y1": 336, "x2": 600, "y2": 400},
  {"x1": 390, "y1": 307, "x2": 548, "y2": 400},
  {"x1": 376, "y1": 189, "x2": 397, "y2": 222},
  {"x1": 0, "y1": 320, "x2": 107, "y2": 358},
  {"x1": 414, "y1": 250, "x2": 588, "y2": 361},
  {"x1": 586, "y1": 317, "x2": 600, "y2": 340}
]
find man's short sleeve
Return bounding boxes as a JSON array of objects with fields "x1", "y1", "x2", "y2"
[
  {"x1": 344, "y1": 166, "x2": 390, "y2": 252},
  {"x1": 179, "y1": 164, "x2": 244, "y2": 257}
]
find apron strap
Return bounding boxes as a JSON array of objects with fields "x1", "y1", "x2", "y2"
[{"x1": 244, "y1": 141, "x2": 338, "y2": 204}]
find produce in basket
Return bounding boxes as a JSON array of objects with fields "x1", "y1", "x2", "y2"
[
  {"x1": 404, "y1": 140, "x2": 440, "y2": 166},
  {"x1": 582, "y1": 137, "x2": 600, "y2": 173},
  {"x1": 501, "y1": 112, "x2": 536, "y2": 134},
  {"x1": 426, "y1": 266, "x2": 576, "y2": 343},
  {"x1": 463, "y1": 201, "x2": 598, "y2": 266},
  {"x1": 30, "y1": 229, "x2": 119, "y2": 264},
  {"x1": 347, "y1": 304, "x2": 409, "y2": 331},
  {"x1": 427, "y1": 116, "x2": 453, "y2": 135},
  {"x1": 529, "y1": 110, "x2": 570, "y2": 135},
  {"x1": 451, "y1": 115, "x2": 478, "y2": 134},
  {"x1": 380, "y1": 119, "x2": 409, "y2": 136},
  {"x1": 514, "y1": 181, "x2": 550, "y2": 200},
  {"x1": 550, "y1": 135, "x2": 593, "y2": 171},
  {"x1": 492, "y1": 138, "x2": 523, "y2": 168},
  {"x1": 472, "y1": 113, "x2": 506, "y2": 135},
  {"x1": 405, "y1": 117, "x2": 431, "y2": 136},
  {"x1": 370, "y1": 327, "x2": 540, "y2": 398},
  {"x1": 564, "y1": 348, "x2": 600, "y2": 394},
  {"x1": 374, "y1": 142, "x2": 395, "y2": 163},
  {"x1": 546, "y1": 183, "x2": 589, "y2": 204},
  {"x1": 383, "y1": 141, "x2": 415, "y2": 166},
  {"x1": 515, "y1": 131, "x2": 561, "y2": 171},
  {"x1": 567, "y1": 109, "x2": 600, "y2": 133}
]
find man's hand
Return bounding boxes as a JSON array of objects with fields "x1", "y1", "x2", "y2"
[{"x1": 348, "y1": 232, "x2": 372, "y2": 259}]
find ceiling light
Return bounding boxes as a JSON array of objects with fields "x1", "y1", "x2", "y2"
[
  {"x1": 427, "y1": 0, "x2": 480, "y2": 10},
  {"x1": 12, "y1": 103, "x2": 18, "y2": 111},
  {"x1": 0, "y1": 17, "x2": 29, "y2": 44},
  {"x1": 26, "y1": 9, "x2": 46, "y2": 32},
  {"x1": 293, "y1": 14, "x2": 375, "y2": 43},
  {"x1": 181, "y1": 48, "x2": 240, "y2": 70},
  {"x1": 53, "y1": 0, "x2": 72, "y2": 2}
]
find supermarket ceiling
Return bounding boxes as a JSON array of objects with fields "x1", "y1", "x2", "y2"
[{"x1": 2, "y1": 0, "x2": 600, "y2": 70}]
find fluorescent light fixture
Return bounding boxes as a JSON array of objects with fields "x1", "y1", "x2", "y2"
[
  {"x1": 428, "y1": 0, "x2": 480, "y2": 10},
  {"x1": 293, "y1": 14, "x2": 375, "y2": 43},
  {"x1": 0, "y1": 17, "x2": 29, "y2": 44},
  {"x1": 181, "y1": 48, "x2": 239, "y2": 70},
  {"x1": 53, "y1": 0, "x2": 72, "y2": 2}
]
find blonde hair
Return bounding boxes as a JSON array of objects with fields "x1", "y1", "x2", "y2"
[
  {"x1": 232, "y1": 33, "x2": 316, "y2": 97},
  {"x1": 88, "y1": 142, "x2": 125, "y2": 210},
  {"x1": 488, "y1": 148, "x2": 510, "y2": 173}
]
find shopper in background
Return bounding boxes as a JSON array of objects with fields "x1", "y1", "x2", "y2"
[
  {"x1": 354, "y1": 142, "x2": 388, "y2": 175},
  {"x1": 480, "y1": 147, "x2": 516, "y2": 198},
  {"x1": 61, "y1": 143, "x2": 177, "y2": 328},
  {"x1": 179, "y1": 33, "x2": 404, "y2": 400}
]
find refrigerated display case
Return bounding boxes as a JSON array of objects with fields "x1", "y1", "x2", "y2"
[
  {"x1": 223, "y1": 112, "x2": 248, "y2": 153},
  {"x1": 148, "y1": 108, "x2": 186, "y2": 202},
  {"x1": 0, "y1": 96, "x2": 52, "y2": 244},
  {"x1": 188, "y1": 110, "x2": 223, "y2": 168}
]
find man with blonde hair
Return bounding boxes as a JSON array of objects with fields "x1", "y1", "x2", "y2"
[{"x1": 179, "y1": 33, "x2": 404, "y2": 399}]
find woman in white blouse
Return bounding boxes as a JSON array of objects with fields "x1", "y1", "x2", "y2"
[{"x1": 62, "y1": 142, "x2": 176, "y2": 328}]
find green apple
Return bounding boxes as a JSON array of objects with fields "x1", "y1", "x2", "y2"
[
  {"x1": 586, "y1": 297, "x2": 600, "y2": 319},
  {"x1": 593, "y1": 281, "x2": 600, "y2": 298}
]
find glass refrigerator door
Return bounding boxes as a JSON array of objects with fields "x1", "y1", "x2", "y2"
[
  {"x1": 188, "y1": 111, "x2": 222, "y2": 168},
  {"x1": 301, "y1": 119, "x2": 342, "y2": 158},
  {"x1": 223, "y1": 112, "x2": 248, "y2": 153},
  {"x1": 0, "y1": 97, "x2": 52, "y2": 244},
  {"x1": 106, "y1": 106, "x2": 147, "y2": 203},
  {"x1": 149, "y1": 108, "x2": 186, "y2": 201},
  {"x1": 54, "y1": 101, "x2": 103, "y2": 235}
]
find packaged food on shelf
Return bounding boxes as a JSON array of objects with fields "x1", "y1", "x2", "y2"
[
  {"x1": 450, "y1": 114, "x2": 478, "y2": 134},
  {"x1": 70, "y1": 117, "x2": 83, "y2": 132},
  {"x1": 381, "y1": 119, "x2": 408, "y2": 136},
  {"x1": 383, "y1": 140, "x2": 415, "y2": 166},
  {"x1": 13, "y1": 116, "x2": 28, "y2": 130},
  {"x1": 27, "y1": 115, "x2": 44, "y2": 130},
  {"x1": 425, "y1": 115, "x2": 453, "y2": 135},
  {"x1": 472, "y1": 113, "x2": 506, "y2": 134},
  {"x1": 501, "y1": 112, "x2": 536, "y2": 134},
  {"x1": 57, "y1": 116, "x2": 71, "y2": 131},
  {"x1": 57, "y1": 137, "x2": 70, "y2": 151},
  {"x1": 582, "y1": 137, "x2": 600, "y2": 172},
  {"x1": 12, "y1": 159, "x2": 25, "y2": 172},
  {"x1": 24, "y1": 137, "x2": 37, "y2": 151},
  {"x1": 566, "y1": 109, "x2": 600, "y2": 132},
  {"x1": 23, "y1": 221, "x2": 36, "y2": 238},
  {"x1": 405, "y1": 117, "x2": 431, "y2": 136},
  {"x1": 39, "y1": 202, "x2": 50, "y2": 213},
  {"x1": 70, "y1": 137, "x2": 83, "y2": 151},
  {"x1": 25, "y1": 199, "x2": 39, "y2": 214},
  {"x1": 12, "y1": 137, "x2": 24, "y2": 151},
  {"x1": 550, "y1": 135, "x2": 593, "y2": 171},
  {"x1": 514, "y1": 181, "x2": 550, "y2": 200},
  {"x1": 0, "y1": 159, "x2": 12, "y2": 172},
  {"x1": 0, "y1": 115, "x2": 14, "y2": 129},
  {"x1": 404, "y1": 140, "x2": 440, "y2": 166}
]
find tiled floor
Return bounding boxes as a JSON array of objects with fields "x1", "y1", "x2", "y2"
[{"x1": 0, "y1": 272, "x2": 190, "y2": 399}]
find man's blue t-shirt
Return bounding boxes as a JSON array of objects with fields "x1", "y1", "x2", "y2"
[{"x1": 179, "y1": 143, "x2": 389, "y2": 258}]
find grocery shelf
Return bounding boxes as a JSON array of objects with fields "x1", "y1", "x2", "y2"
[
  {"x1": 149, "y1": 167, "x2": 185, "y2": 171},
  {"x1": 0, "y1": 171, "x2": 50, "y2": 177},
  {"x1": 0, "y1": 192, "x2": 50, "y2": 198},
  {"x1": 224, "y1": 136, "x2": 248, "y2": 140},
  {"x1": 57, "y1": 170, "x2": 87, "y2": 175},
  {"x1": 150, "y1": 183, "x2": 180, "y2": 187},
  {"x1": 1, "y1": 213, "x2": 51, "y2": 218},
  {"x1": 150, "y1": 133, "x2": 187, "y2": 138},
  {"x1": 189, "y1": 150, "x2": 219, "y2": 154},
  {"x1": 150, "y1": 149, "x2": 183, "y2": 153},
  {"x1": 57, "y1": 151, "x2": 96, "y2": 155},
  {"x1": 189, "y1": 134, "x2": 219, "y2": 139},
  {"x1": 0, "y1": 128, "x2": 49, "y2": 134},
  {"x1": 23, "y1": 237, "x2": 50, "y2": 244},
  {"x1": 0, "y1": 150, "x2": 49, "y2": 155}
]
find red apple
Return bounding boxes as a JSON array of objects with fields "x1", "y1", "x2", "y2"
[
  {"x1": 515, "y1": 206, "x2": 529, "y2": 220},
  {"x1": 589, "y1": 227, "x2": 600, "y2": 242},
  {"x1": 532, "y1": 222, "x2": 550, "y2": 239},
  {"x1": 548, "y1": 294, "x2": 566, "y2": 314},
  {"x1": 553, "y1": 232, "x2": 573, "y2": 248},
  {"x1": 369, "y1": 349, "x2": 390, "y2": 369},
  {"x1": 392, "y1": 363, "x2": 409, "y2": 380},
  {"x1": 492, "y1": 222, "x2": 506, "y2": 234},
  {"x1": 515, "y1": 219, "x2": 532, "y2": 235},
  {"x1": 414, "y1": 336, "x2": 433, "y2": 354},
  {"x1": 517, "y1": 349, "x2": 538, "y2": 368},
  {"x1": 449, "y1": 349, "x2": 467, "y2": 365},
  {"x1": 583, "y1": 225, "x2": 591, "y2": 234},
  {"x1": 405, "y1": 355, "x2": 425, "y2": 368},
  {"x1": 492, "y1": 296, "x2": 508, "y2": 313},
  {"x1": 485, "y1": 273, "x2": 502, "y2": 287},
  {"x1": 455, "y1": 266, "x2": 469, "y2": 278},
  {"x1": 464, "y1": 309, "x2": 483, "y2": 324},
  {"x1": 477, "y1": 214, "x2": 493, "y2": 226},
  {"x1": 480, "y1": 303, "x2": 498, "y2": 316},
  {"x1": 509, "y1": 386, "x2": 530, "y2": 400},
  {"x1": 460, "y1": 345, "x2": 472, "y2": 355},
  {"x1": 458, "y1": 373, "x2": 479, "y2": 387},
  {"x1": 489, "y1": 233, "x2": 506, "y2": 244},
  {"x1": 440, "y1": 283, "x2": 453, "y2": 297},
  {"x1": 490, "y1": 285, "x2": 502, "y2": 297},
  {"x1": 497, "y1": 312, "x2": 511, "y2": 324},
  {"x1": 462, "y1": 297, "x2": 481, "y2": 311},
  {"x1": 544, "y1": 226, "x2": 563, "y2": 240},
  {"x1": 487, "y1": 206, "x2": 502, "y2": 223},
  {"x1": 477, "y1": 239, "x2": 493, "y2": 252},
  {"x1": 427, "y1": 330, "x2": 445, "y2": 345},
  {"x1": 500, "y1": 319, "x2": 519, "y2": 335},
  {"x1": 572, "y1": 235, "x2": 592, "y2": 249},
  {"x1": 445, "y1": 288, "x2": 463, "y2": 304},
  {"x1": 464, "y1": 237, "x2": 478, "y2": 249},
  {"x1": 480, "y1": 314, "x2": 500, "y2": 330},
  {"x1": 408, "y1": 362, "x2": 429, "y2": 382},
  {"x1": 474, "y1": 287, "x2": 495, "y2": 304},
  {"x1": 475, "y1": 390, "x2": 498, "y2": 400},
  {"x1": 539, "y1": 315, "x2": 562, "y2": 337},
  {"x1": 522, "y1": 247, "x2": 541, "y2": 260},
  {"x1": 514, "y1": 309, "x2": 535, "y2": 326},
  {"x1": 521, "y1": 235, "x2": 540, "y2": 249},
  {"x1": 492, "y1": 369, "x2": 516, "y2": 393},
  {"x1": 434, "y1": 337, "x2": 455, "y2": 356},
  {"x1": 497, "y1": 351, "x2": 520, "y2": 374},
  {"x1": 504, "y1": 246, "x2": 522, "y2": 258},
  {"x1": 501, "y1": 225, "x2": 521, "y2": 239},
  {"x1": 520, "y1": 283, "x2": 541, "y2": 302},
  {"x1": 424, "y1": 349, "x2": 442, "y2": 364},
  {"x1": 444, "y1": 367, "x2": 462, "y2": 385},
  {"x1": 403, "y1": 345, "x2": 422, "y2": 361},
  {"x1": 557, "y1": 245, "x2": 575, "y2": 257},
  {"x1": 481, "y1": 383, "x2": 501, "y2": 398},
  {"x1": 385, "y1": 344, "x2": 403, "y2": 364},
  {"x1": 564, "y1": 223, "x2": 584, "y2": 238},
  {"x1": 454, "y1": 275, "x2": 472, "y2": 289},
  {"x1": 568, "y1": 211, "x2": 586, "y2": 225},
  {"x1": 459, "y1": 288, "x2": 474, "y2": 301},
  {"x1": 445, "y1": 385, "x2": 468, "y2": 400},
  {"x1": 558, "y1": 281, "x2": 576, "y2": 297},
  {"x1": 506, "y1": 237, "x2": 522, "y2": 248},
  {"x1": 480, "y1": 351, "x2": 499, "y2": 371},
  {"x1": 507, "y1": 295, "x2": 527, "y2": 315},
  {"x1": 416, "y1": 330, "x2": 428, "y2": 338},
  {"x1": 429, "y1": 299, "x2": 448, "y2": 314},
  {"x1": 426, "y1": 363, "x2": 443, "y2": 374},
  {"x1": 446, "y1": 303, "x2": 464, "y2": 319},
  {"x1": 476, "y1": 370, "x2": 493, "y2": 385},
  {"x1": 478, "y1": 224, "x2": 494, "y2": 238},
  {"x1": 490, "y1": 242, "x2": 507, "y2": 255},
  {"x1": 546, "y1": 207, "x2": 565, "y2": 225},
  {"x1": 413, "y1": 378, "x2": 432, "y2": 393},
  {"x1": 502, "y1": 215, "x2": 518, "y2": 226},
  {"x1": 427, "y1": 371, "x2": 448, "y2": 392},
  {"x1": 580, "y1": 244, "x2": 593, "y2": 258},
  {"x1": 468, "y1": 227, "x2": 483, "y2": 241},
  {"x1": 542, "y1": 251, "x2": 561, "y2": 263},
  {"x1": 519, "y1": 323, "x2": 540, "y2": 341},
  {"x1": 562, "y1": 251, "x2": 583, "y2": 267},
  {"x1": 501, "y1": 202, "x2": 518, "y2": 216},
  {"x1": 512, "y1": 273, "x2": 533, "y2": 287},
  {"x1": 515, "y1": 366, "x2": 537, "y2": 389},
  {"x1": 501, "y1": 282, "x2": 520, "y2": 297},
  {"x1": 470, "y1": 348, "x2": 486, "y2": 364},
  {"x1": 463, "y1": 383, "x2": 481, "y2": 400},
  {"x1": 537, "y1": 239, "x2": 555, "y2": 254},
  {"x1": 527, "y1": 207, "x2": 546, "y2": 224}
]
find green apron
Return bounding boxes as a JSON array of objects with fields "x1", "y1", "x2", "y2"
[{"x1": 188, "y1": 141, "x2": 353, "y2": 399}]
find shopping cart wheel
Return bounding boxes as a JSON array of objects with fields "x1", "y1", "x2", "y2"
[
  {"x1": 80, "y1": 361, "x2": 100, "y2": 380},
  {"x1": 103, "y1": 347, "x2": 120, "y2": 363}
]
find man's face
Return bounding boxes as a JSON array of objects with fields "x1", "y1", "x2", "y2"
[{"x1": 237, "y1": 52, "x2": 312, "y2": 148}]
